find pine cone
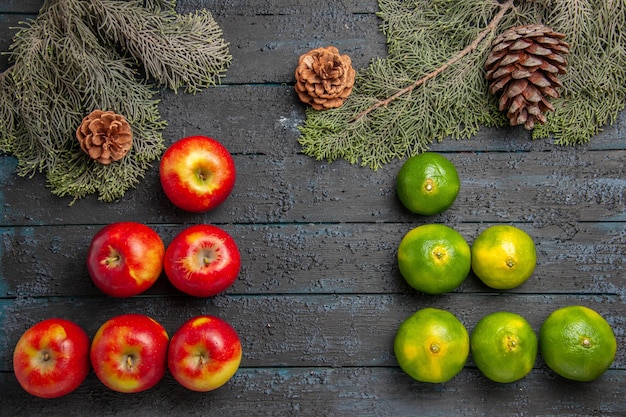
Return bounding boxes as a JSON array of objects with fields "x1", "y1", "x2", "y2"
[
  {"x1": 76, "y1": 110, "x2": 133, "y2": 164},
  {"x1": 295, "y1": 46, "x2": 356, "y2": 110},
  {"x1": 485, "y1": 24, "x2": 570, "y2": 130}
]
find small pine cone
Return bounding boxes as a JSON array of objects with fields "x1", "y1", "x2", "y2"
[
  {"x1": 295, "y1": 46, "x2": 356, "y2": 110},
  {"x1": 76, "y1": 110, "x2": 133, "y2": 164},
  {"x1": 485, "y1": 24, "x2": 570, "y2": 130}
]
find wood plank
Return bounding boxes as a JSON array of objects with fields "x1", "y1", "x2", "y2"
[
  {"x1": 0, "y1": 294, "x2": 623, "y2": 370},
  {"x1": 158, "y1": 85, "x2": 305, "y2": 156},
  {"x1": 180, "y1": 0, "x2": 380, "y2": 15},
  {"x1": 0, "y1": 1, "x2": 386, "y2": 83},
  {"x1": 1, "y1": 222, "x2": 624, "y2": 297},
  {"x1": 4, "y1": 0, "x2": 381, "y2": 16},
  {"x1": 217, "y1": 13, "x2": 385, "y2": 84},
  {"x1": 0, "y1": 1, "x2": 42, "y2": 14},
  {"x1": 1, "y1": 367, "x2": 624, "y2": 416},
  {"x1": 156, "y1": 79, "x2": 626, "y2": 154},
  {"x1": 1, "y1": 144, "x2": 624, "y2": 226}
]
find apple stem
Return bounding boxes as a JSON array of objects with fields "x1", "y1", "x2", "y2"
[
  {"x1": 104, "y1": 256, "x2": 120, "y2": 265},
  {"x1": 102, "y1": 246, "x2": 121, "y2": 267},
  {"x1": 126, "y1": 355, "x2": 135, "y2": 370}
]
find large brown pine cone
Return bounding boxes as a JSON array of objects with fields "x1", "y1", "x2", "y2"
[
  {"x1": 295, "y1": 46, "x2": 356, "y2": 110},
  {"x1": 485, "y1": 24, "x2": 570, "y2": 130},
  {"x1": 76, "y1": 110, "x2": 133, "y2": 164}
]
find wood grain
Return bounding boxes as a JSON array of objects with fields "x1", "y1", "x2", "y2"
[
  {"x1": 1, "y1": 145, "x2": 624, "y2": 224},
  {"x1": 1, "y1": 367, "x2": 624, "y2": 416},
  {"x1": 1, "y1": 294, "x2": 623, "y2": 370},
  {"x1": 0, "y1": 221, "x2": 624, "y2": 298},
  {"x1": 0, "y1": 0, "x2": 624, "y2": 415}
]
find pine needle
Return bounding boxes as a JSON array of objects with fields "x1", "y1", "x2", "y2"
[{"x1": 92, "y1": 0, "x2": 231, "y2": 93}]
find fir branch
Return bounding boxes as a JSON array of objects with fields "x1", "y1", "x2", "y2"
[
  {"x1": 0, "y1": 0, "x2": 231, "y2": 203},
  {"x1": 350, "y1": 0, "x2": 515, "y2": 123},
  {"x1": 299, "y1": 0, "x2": 512, "y2": 170},
  {"x1": 298, "y1": 0, "x2": 626, "y2": 169}
]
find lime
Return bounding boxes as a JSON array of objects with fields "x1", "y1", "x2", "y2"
[
  {"x1": 394, "y1": 308, "x2": 469, "y2": 383},
  {"x1": 397, "y1": 224, "x2": 471, "y2": 294},
  {"x1": 540, "y1": 305, "x2": 616, "y2": 382},
  {"x1": 396, "y1": 152, "x2": 460, "y2": 216},
  {"x1": 471, "y1": 225, "x2": 536, "y2": 289},
  {"x1": 470, "y1": 311, "x2": 538, "y2": 383}
]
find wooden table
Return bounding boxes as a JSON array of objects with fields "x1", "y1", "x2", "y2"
[{"x1": 1, "y1": 1, "x2": 625, "y2": 415}]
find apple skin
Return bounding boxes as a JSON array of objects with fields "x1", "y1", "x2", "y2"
[
  {"x1": 164, "y1": 224, "x2": 241, "y2": 297},
  {"x1": 13, "y1": 318, "x2": 90, "y2": 398},
  {"x1": 168, "y1": 315, "x2": 242, "y2": 392},
  {"x1": 159, "y1": 135, "x2": 236, "y2": 213},
  {"x1": 87, "y1": 222, "x2": 165, "y2": 298},
  {"x1": 90, "y1": 314, "x2": 169, "y2": 393}
]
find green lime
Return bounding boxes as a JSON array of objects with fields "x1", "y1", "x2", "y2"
[
  {"x1": 396, "y1": 152, "x2": 460, "y2": 216},
  {"x1": 394, "y1": 308, "x2": 469, "y2": 383},
  {"x1": 397, "y1": 224, "x2": 471, "y2": 294},
  {"x1": 471, "y1": 225, "x2": 536, "y2": 290},
  {"x1": 540, "y1": 305, "x2": 616, "y2": 382},
  {"x1": 470, "y1": 311, "x2": 538, "y2": 383}
]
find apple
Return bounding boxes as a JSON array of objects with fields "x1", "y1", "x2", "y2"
[
  {"x1": 164, "y1": 224, "x2": 241, "y2": 297},
  {"x1": 159, "y1": 135, "x2": 236, "y2": 213},
  {"x1": 13, "y1": 318, "x2": 90, "y2": 398},
  {"x1": 87, "y1": 222, "x2": 165, "y2": 298},
  {"x1": 168, "y1": 315, "x2": 242, "y2": 392},
  {"x1": 90, "y1": 314, "x2": 169, "y2": 393}
]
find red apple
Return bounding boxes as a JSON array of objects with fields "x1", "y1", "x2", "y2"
[
  {"x1": 168, "y1": 315, "x2": 242, "y2": 392},
  {"x1": 164, "y1": 224, "x2": 241, "y2": 297},
  {"x1": 159, "y1": 135, "x2": 236, "y2": 213},
  {"x1": 87, "y1": 222, "x2": 165, "y2": 298},
  {"x1": 90, "y1": 314, "x2": 169, "y2": 393},
  {"x1": 13, "y1": 318, "x2": 90, "y2": 398}
]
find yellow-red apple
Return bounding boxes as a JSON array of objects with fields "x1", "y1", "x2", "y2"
[
  {"x1": 13, "y1": 318, "x2": 90, "y2": 398},
  {"x1": 159, "y1": 135, "x2": 236, "y2": 213},
  {"x1": 90, "y1": 314, "x2": 169, "y2": 393},
  {"x1": 168, "y1": 315, "x2": 242, "y2": 392},
  {"x1": 164, "y1": 224, "x2": 241, "y2": 297},
  {"x1": 87, "y1": 222, "x2": 165, "y2": 298}
]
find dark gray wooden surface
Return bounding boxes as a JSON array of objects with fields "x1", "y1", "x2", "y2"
[{"x1": 1, "y1": 1, "x2": 625, "y2": 416}]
